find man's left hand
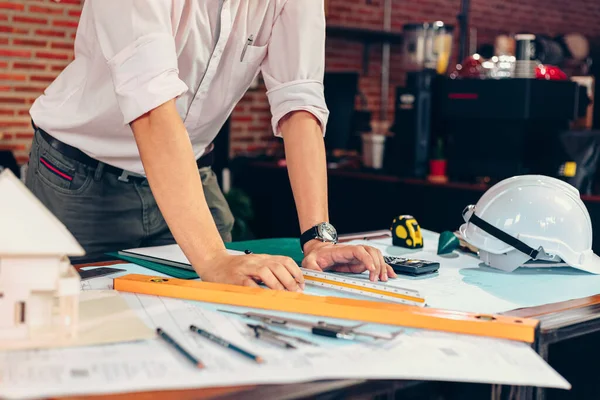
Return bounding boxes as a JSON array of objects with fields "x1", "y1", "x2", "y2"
[{"x1": 301, "y1": 241, "x2": 397, "y2": 282}]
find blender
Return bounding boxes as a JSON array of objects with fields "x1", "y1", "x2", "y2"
[{"x1": 386, "y1": 22, "x2": 454, "y2": 179}]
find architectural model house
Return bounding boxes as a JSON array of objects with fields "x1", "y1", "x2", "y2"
[{"x1": 0, "y1": 169, "x2": 84, "y2": 347}]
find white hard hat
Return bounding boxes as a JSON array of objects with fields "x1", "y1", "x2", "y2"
[{"x1": 459, "y1": 175, "x2": 600, "y2": 274}]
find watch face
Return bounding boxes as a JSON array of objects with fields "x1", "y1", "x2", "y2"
[{"x1": 318, "y1": 223, "x2": 338, "y2": 242}]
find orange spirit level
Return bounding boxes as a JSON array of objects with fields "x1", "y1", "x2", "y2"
[{"x1": 114, "y1": 274, "x2": 538, "y2": 343}]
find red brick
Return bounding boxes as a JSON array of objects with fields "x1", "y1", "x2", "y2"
[
  {"x1": 0, "y1": 73, "x2": 26, "y2": 81},
  {"x1": 0, "y1": 25, "x2": 28, "y2": 34},
  {"x1": 0, "y1": 144, "x2": 26, "y2": 151},
  {"x1": 0, "y1": 2, "x2": 24, "y2": 10},
  {"x1": 68, "y1": 10, "x2": 81, "y2": 17},
  {"x1": 52, "y1": 20, "x2": 78, "y2": 28},
  {"x1": 30, "y1": 75, "x2": 55, "y2": 83},
  {"x1": 57, "y1": 0, "x2": 81, "y2": 4},
  {"x1": 13, "y1": 86, "x2": 46, "y2": 93},
  {"x1": 35, "y1": 51, "x2": 69, "y2": 60},
  {"x1": 13, "y1": 39, "x2": 48, "y2": 48},
  {"x1": 0, "y1": 85, "x2": 9, "y2": 91},
  {"x1": 29, "y1": 5, "x2": 65, "y2": 15},
  {"x1": 232, "y1": 115, "x2": 253, "y2": 122},
  {"x1": 0, "y1": 97, "x2": 26, "y2": 104},
  {"x1": 13, "y1": 62, "x2": 46, "y2": 70},
  {"x1": 0, "y1": 48, "x2": 31, "y2": 58},
  {"x1": 35, "y1": 29, "x2": 65, "y2": 38},
  {"x1": 13, "y1": 16, "x2": 48, "y2": 25},
  {"x1": 51, "y1": 65, "x2": 67, "y2": 72},
  {"x1": 51, "y1": 42, "x2": 73, "y2": 50},
  {"x1": 0, "y1": 108, "x2": 12, "y2": 116},
  {"x1": 0, "y1": 13, "x2": 8, "y2": 21},
  {"x1": 16, "y1": 132, "x2": 33, "y2": 139},
  {"x1": 0, "y1": 120, "x2": 29, "y2": 128}
]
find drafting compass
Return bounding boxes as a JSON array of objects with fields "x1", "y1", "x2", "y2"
[
  {"x1": 245, "y1": 324, "x2": 319, "y2": 349},
  {"x1": 220, "y1": 310, "x2": 403, "y2": 341}
]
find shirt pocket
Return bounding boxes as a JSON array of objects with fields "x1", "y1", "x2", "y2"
[
  {"x1": 240, "y1": 43, "x2": 268, "y2": 65},
  {"x1": 225, "y1": 42, "x2": 268, "y2": 105}
]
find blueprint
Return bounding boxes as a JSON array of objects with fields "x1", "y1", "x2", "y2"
[
  {"x1": 342, "y1": 230, "x2": 600, "y2": 314},
  {"x1": 0, "y1": 264, "x2": 571, "y2": 399}
]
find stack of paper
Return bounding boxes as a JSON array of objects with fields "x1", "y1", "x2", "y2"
[{"x1": 0, "y1": 283, "x2": 571, "y2": 399}]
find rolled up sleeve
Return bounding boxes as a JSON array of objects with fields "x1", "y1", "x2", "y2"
[
  {"x1": 92, "y1": 0, "x2": 188, "y2": 125},
  {"x1": 261, "y1": 0, "x2": 330, "y2": 137}
]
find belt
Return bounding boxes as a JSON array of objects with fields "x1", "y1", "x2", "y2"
[{"x1": 35, "y1": 124, "x2": 214, "y2": 183}]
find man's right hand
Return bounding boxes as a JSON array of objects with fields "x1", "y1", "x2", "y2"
[{"x1": 197, "y1": 251, "x2": 305, "y2": 292}]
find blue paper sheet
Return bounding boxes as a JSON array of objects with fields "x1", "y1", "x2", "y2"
[{"x1": 348, "y1": 230, "x2": 600, "y2": 313}]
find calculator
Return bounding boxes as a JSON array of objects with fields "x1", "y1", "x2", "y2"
[{"x1": 384, "y1": 256, "x2": 440, "y2": 276}]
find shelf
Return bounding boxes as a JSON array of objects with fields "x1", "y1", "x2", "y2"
[
  {"x1": 326, "y1": 25, "x2": 403, "y2": 44},
  {"x1": 326, "y1": 26, "x2": 403, "y2": 74}
]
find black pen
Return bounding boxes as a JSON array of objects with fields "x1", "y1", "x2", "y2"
[
  {"x1": 190, "y1": 325, "x2": 264, "y2": 363},
  {"x1": 156, "y1": 328, "x2": 205, "y2": 369}
]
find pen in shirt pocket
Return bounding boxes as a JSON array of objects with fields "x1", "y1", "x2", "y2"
[{"x1": 240, "y1": 34, "x2": 254, "y2": 62}]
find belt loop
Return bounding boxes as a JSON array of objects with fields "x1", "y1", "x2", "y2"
[
  {"x1": 118, "y1": 170, "x2": 130, "y2": 183},
  {"x1": 94, "y1": 162, "x2": 105, "y2": 181}
]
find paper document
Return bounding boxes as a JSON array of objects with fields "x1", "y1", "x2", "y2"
[
  {"x1": 1, "y1": 290, "x2": 154, "y2": 351},
  {"x1": 0, "y1": 283, "x2": 570, "y2": 399}
]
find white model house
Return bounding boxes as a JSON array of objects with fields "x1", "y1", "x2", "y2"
[{"x1": 0, "y1": 169, "x2": 84, "y2": 347}]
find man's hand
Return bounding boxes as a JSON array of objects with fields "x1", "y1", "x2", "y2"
[
  {"x1": 301, "y1": 241, "x2": 397, "y2": 282},
  {"x1": 198, "y1": 251, "x2": 305, "y2": 292}
]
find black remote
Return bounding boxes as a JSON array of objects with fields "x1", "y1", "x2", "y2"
[{"x1": 384, "y1": 256, "x2": 440, "y2": 276}]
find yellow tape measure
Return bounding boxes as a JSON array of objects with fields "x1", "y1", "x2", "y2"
[{"x1": 391, "y1": 215, "x2": 423, "y2": 249}]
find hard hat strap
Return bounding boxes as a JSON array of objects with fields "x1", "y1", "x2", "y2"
[{"x1": 468, "y1": 213, "x2": 540, "y2": 259}]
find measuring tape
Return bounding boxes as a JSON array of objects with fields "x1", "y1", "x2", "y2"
[{"x1": 301, "y1": 269, "x2": 425, "y2": 307}]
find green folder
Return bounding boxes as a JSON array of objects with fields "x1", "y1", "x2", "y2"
[
  {"x1": 108, "y1": 238, "x2": 304, "y2": 280},
  {"x1": 106, "y1": 252, "x2": 199, "y2": 279},
  {"x1": 225, "y1": 238, "x2": 304, "y2": 265}
]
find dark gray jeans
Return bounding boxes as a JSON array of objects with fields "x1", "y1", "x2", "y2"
[{"x1": 25, "y1": 129, "x2": 234, "y2": 262}]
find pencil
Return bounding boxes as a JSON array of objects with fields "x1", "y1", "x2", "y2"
[
  {"x1": 190, "y1": 325, "x2": 264, "y2": 363},
  {"x1": 156, "y1": 328, "x2": 205, "y2": 369}
]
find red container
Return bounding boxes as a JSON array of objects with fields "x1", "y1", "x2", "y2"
[{"x1": 429, "y1": 159, "x2": 447, "y2": 176}]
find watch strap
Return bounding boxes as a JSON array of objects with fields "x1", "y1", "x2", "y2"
[{"x1": 300, "y1": 225, "x2": 319, "y2": 252}]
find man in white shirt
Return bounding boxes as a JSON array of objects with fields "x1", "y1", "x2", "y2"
[{"x1": 26, "y1": 0, "x2": 396, "y2": 291}]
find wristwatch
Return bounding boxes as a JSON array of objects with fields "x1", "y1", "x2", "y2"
[{"x1": 300, "y1": 222, "x2": 338, "y2": 252}]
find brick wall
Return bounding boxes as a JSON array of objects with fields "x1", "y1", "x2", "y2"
[
  {"x1": 1, "y1": 0, "x2": 600, "y2": 163},
  {"x1": 231, "y1": 0, "x2": 600, "y2": 157},
  {"x1": 0, "y1": 0, "x2": 80, "y2": 164}
]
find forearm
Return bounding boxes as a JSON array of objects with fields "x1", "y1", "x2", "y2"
[
  {"x1": 130, "y1": 99, "x2": 226, "y2": 272},
  {"x1": 281, "y1": 111, "x2": 329, "y2": 233}
]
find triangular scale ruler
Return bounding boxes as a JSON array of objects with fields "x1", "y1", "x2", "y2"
[{"x1": 301, "y1": 269, "x2": 425, "y2": 307}]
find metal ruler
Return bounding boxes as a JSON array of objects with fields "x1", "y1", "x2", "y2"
[{"x1": 301, "y1": 268, "x2": 425, "y2": 307}]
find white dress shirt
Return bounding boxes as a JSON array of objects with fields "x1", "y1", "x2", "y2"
[{"x1": 29, "y1": 0, "x2": 329, "y2": 175}]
